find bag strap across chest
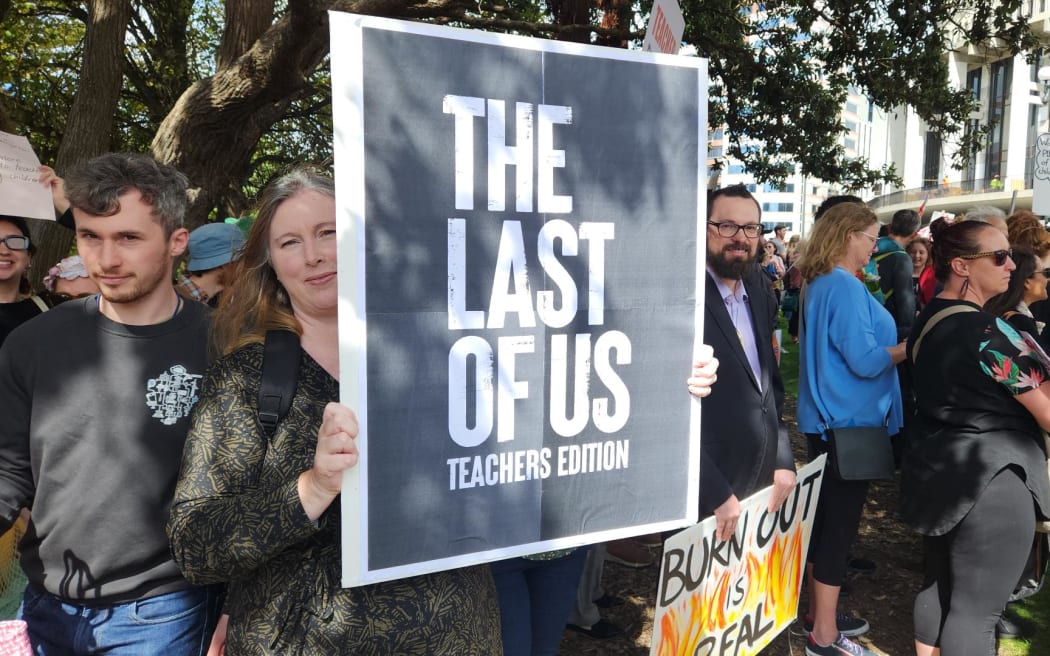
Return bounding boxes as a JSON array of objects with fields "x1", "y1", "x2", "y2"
[{"x1": 258, "y1": 330, "x2": 301, "y2": 437}]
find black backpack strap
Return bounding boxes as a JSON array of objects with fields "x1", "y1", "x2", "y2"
[{"x1": 258, "y1": 330, "x2": 301, "y2": 437}]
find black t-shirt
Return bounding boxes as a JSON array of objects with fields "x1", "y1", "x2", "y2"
[
  {"x1": 0, "y1": 297, "x2": 46, "y2": 348},
  {"x1": 0, "y1": 297, "x2": 211, "y2": 603}
]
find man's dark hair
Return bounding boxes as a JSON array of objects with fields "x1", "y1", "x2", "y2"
[
  {"x1": 65, "y1": 153, "x2": 188, "y2": 237},
  {"x1": 814, "y1": 195, "x2": 863, "y2": 220},
  {"x1": 708, "y1": 184, "x2": 761, "y2": 219},
  {"x1": 890, "y1": 209, "x2": 920, "y2": 237}
]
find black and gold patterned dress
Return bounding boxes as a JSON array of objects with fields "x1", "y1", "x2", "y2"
[{"x1": 167, "y1": 343, "x2": 502, "y2": 655}]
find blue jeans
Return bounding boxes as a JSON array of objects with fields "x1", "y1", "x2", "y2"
[
  {"x1": 19, "y1": 585, "x2": 218, "y2": 656},
  {"x1": 491, "y1": 547, "x2": 590, "y2": 656}
]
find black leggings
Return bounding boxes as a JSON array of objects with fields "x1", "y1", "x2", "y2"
[
  {"x1": 806, "y1": 435, "x2": 870, "y2": 586},
  {"x1": 914, "y1": 467, "x2": 1035, "y2": 655}
]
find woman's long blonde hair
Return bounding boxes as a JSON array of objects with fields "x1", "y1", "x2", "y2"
[
  {"x1": 795, "y1": 203, "x2": 878, "y2": 282},
  {"x1": 210, "y1": 168, "x2": 335, "y2": 357}
]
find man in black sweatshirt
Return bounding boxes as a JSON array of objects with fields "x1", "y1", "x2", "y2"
[{"x1": 0, "y1": 153, "x2": 217, "y2": 654}]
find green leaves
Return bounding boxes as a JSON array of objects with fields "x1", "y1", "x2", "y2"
[{"x1": 0, "y1": 0, "x2": 1032, "y2": 217}]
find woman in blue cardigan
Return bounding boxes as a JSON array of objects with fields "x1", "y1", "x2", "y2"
[{"x1": 796, "y1": 202, "x2": 905, "y2": 656}]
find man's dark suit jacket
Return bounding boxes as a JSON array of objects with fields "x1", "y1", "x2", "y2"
[{"x1": 699, "y1": 268, "x2": 795, "y2": 516}]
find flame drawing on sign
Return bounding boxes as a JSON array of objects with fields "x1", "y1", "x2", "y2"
[{"x1": 655, "y1": 528, "x2": 805, "y2": 656}]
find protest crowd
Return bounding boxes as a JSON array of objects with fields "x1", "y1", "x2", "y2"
[{"x1": 0, "y1": 137, "x2": 1048, "y2": 656}]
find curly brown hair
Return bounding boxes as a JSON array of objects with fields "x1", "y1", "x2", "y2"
[{"x1": 1006, "y1": 210, "x2": 1050, "y2": 257}]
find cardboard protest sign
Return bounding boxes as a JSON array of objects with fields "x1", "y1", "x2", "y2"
[
  {"x1": 0, "y1": 132, "x2": 53, "y2": 221},
  {"x1": 652, "y1": 456, "x2": 827, "y2": 656},
  {"x1": 330, "y1": 12, "x2": 707, "y2": 586}
]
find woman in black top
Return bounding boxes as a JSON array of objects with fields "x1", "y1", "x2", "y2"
[
  {"x1": 985, "y1": 248, "x2": 1050, "y2": 353},
  {"x1": 0, "y1": 216, "x2": 48, "y2": 347},
  {"x1": 903, "y1": 221, "x2": 1050, "y2": 656}
]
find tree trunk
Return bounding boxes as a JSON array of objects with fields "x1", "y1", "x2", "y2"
[
  {"x1": 218, "y1": 0, "x2": 276, "y2": 69},
  {"x1": 153, "y1": 0, "x2": 468, "y2": 228},
  {"x1": 152, "y1": 2, "x2": 331, "y2": 228},
  {"x1": 32, "y1": 0, "x2": 131, "y2": 289},
  {"x1": 55, "y1": 0, "x2": 131, "y2": 169},
  {"x1": 0, "y1": 99, "x2": 14, "y2": 133}
]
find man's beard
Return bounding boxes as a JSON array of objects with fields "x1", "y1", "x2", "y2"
[
  {"x1": 708, "y1": 245, "x2": 755, "y2": 280},
  {"x1": 93, "y1": 263, "x2": 168, "y2": 305}
]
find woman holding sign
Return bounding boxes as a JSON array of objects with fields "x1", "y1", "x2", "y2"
[
  {"x1": 902, "y1": 219, "x2": 1050, "y2": 656},
  {"x1": 796, "y1": 202, "x2": 906, "y2": 656},
  {"x1": 167, "y1": 169, "x2": 502, "y2": 654}
]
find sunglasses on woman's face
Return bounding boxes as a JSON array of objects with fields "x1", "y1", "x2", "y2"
[
  {"x1": 959, "y1": 249, "x2": 1012, "y2": 266},
  {"x1": 49, "y1": 292, "x2": 96, "y2": 304},
  {"x1": 1032, "y1": 268, "x2": 1050, "y2": 279}
]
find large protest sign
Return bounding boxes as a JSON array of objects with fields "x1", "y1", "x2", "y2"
[
  {"x1": 652, "y1": 456, "x2": 827, "y2": 656},
  {"x1": 330, "y1": 12, "x2": 707, "y2": 586},
  {"x1": 0, "y1": 132, "x2": 53, "y2": 221}
]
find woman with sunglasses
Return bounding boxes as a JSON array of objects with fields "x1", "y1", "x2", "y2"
[
  {"x1": 985, "y1": 248, "x2": 1050, "y2": 352},
  {"x1": 0, "y1": 215, "x2": 51, "y2": 348},
  {"x1": 902, "y1": 220, "x2": 1050, "y2": 656},
  {"x1": 40, "y1": 255, "x2": 100, "y2": 306}
]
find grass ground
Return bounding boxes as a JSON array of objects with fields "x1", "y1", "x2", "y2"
[
  {"x1": 776, "y1": 317, "x2": 798, "y2": 397},
  {"x1": 999, "y1": 583, "x2": 1050, "y2": 655}
]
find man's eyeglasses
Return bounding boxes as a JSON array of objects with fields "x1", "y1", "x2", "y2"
[
  {"x1": 707, "y1": 221, "x2": 762, "y2": 238},
  {"x1": 0, "y1": 235, "x2": 30, "y2": 251},
  {"x1": 959, "y1": 249, "x2": 1013, "y2": 266}
]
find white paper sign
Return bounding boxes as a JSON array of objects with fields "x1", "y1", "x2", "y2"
[
  {"x1": 1034, "y1": 132, "x2": 1050, "y2": 216},
  {"x1": 642, "y1": 0, "x2": 685, "y2": 54},
  {"x1": 0, "y1": 132, "x2": 52, "y2": 221}
]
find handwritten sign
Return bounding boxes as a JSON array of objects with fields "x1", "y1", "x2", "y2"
[
  {"x1": 0, "y1": 132, "x2": 52, "y2": 221},
  {"x1": 652, "y1": 456, "x2": 827, "y2": 656},
  {"x1": 1033, "y1": 133, "x2": 1050, "y2": 215}
]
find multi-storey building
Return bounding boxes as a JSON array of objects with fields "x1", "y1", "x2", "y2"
[
  {"x1": 710, "y1": 87, "x2": 888, "y2": 237},
  {"x1": 710, "y1": 3, "x2": 1050, "y2": 228},
  {"x1": 870, "y1": 4, "x2": 1050, "y2": 221}
]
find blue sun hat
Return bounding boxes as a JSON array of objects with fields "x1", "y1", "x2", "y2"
[{"x1": 187, "y1": 222, "x2": 246, "y2": 272}]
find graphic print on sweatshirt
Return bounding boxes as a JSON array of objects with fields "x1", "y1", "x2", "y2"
[{"x1": 145, "y1": 364, "x2": 203, "y2": 425}]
